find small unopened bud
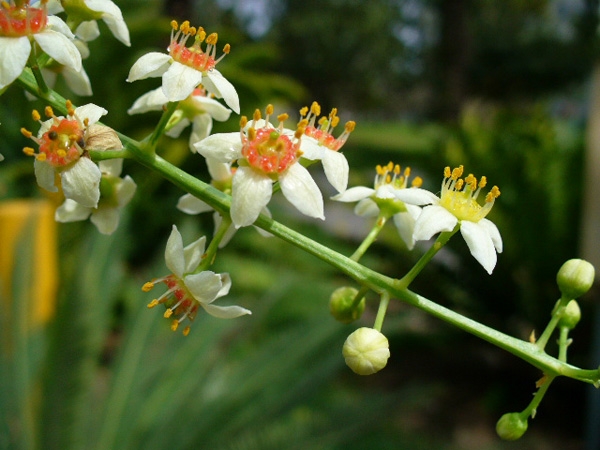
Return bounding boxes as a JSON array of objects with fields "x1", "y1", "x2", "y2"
[
  {"x1": 329, "y1": 286, "x2": 365, "y2": 324},
  {"x1": 556, "y1": 259, "x2": 595, "y2": 300},
  {"x1": 496, "y1": 412, "x2": 528, "y2": 440},
  {"x1": 558, "y1": 299, "x2": 581, "y2": 330},
  {"x1": 343, "y1": 327, "x2": 390, "y2": 375}
]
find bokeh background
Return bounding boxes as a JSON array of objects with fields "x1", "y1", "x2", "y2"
[{"x1": 2, "y1": 0, "x2": 600, "y2": 449}]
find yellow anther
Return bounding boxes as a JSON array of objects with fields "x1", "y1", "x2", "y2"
[
  {"x1": 83, "y1": 118, "x2": 89, "y2": 127},
  {"x1": 299, "y1": 106, "x2": 308, "y2": 116},
  {"x1": 486, "y1": 186, "x2": 501, "y2": 202},
  {"x1": 444, "y1": 166, "x2": 451, "y2": 178},
  {"x1": 56, "y1": 149, "x2": 67, "y2": 158},
  {"x1": 451, "y1": 165, "x2": 464, "y2": 179},
  {"x1": 386, "y1": 161, "x2": 394, "y2": 171},
  {"x1": 223, "y1": 43, "x2": 231, "y2": 54},
  {"x1": 328, "y1": 108, "x2": 338, "y2": 119},
  {"x1": 465, "y1": 174, "x2": 477, "y2": 190},
  {"x1": 44, "y1": 106, "x2": 54, "y2": 118},
  {"x1": 171, "y1": 20, "x2": 178, "y2": 30},
  {"x1": 206, "y1": 32, "x2": 218, "y2": 45},
  {"x1": 171, "y1": 320, "x2": 179, "y2": 331},
  {"x1": 196, "y1": 28, "x2": 206, "y2": 42},
  {"x1": 376, "y1": 164, "x2": 384, "y2": 175},
  {"x1": 164, "y1": 309, "x2": 173, "y2": 319},
  {"x1": 265, "y1": 104, "x2": 274, "y2": 116},
  {"x1": 247, "y1": 127, "x2": 257, "y2": 141},
  {"x1": 479, "y1": 176, "x2": 487, "y2": 189},
  {"x1": 412, "y1": 176, "x2": 423, "y2": 188},
  {"x1": 1, "y1": 1, "x2": 10, "y2": 8},
  {"x1": 36, "y1": 153, "x2": 47, "y2": 162},
  {"x1": 277, "y1": 113, "x2": 288, "y2": 123},
  {"x1": 295, "y1": 126, "x2": 305, "y2": 140},
  {"x1": 183, "y1": 326, "x2": 191, "y2": 336},
  {"x1": 189, "y1": 26, "x2": 197, "y2": 36},
  {"x1": 180, "y1": 20, "x2": 190, "y2": 33},
  {"x1": 20, "y1": 128, "x2": 33, "y2": 138},
  {"x1": 239, "y1": 116, "x2": 248, "y2": 128},
  {"x1": 344, "y1": 121, "x2": 356, "y2": 133},
  {"x1": 23, "y1": 147, "x2": 35, "y2": 156},
  {"x1": 310, "y1": 101, "x2": 321, "y2": 116},
  {"x1": 330, "y1": 116, "x2": 340, "y2": 128},
  {"x1": 455, "y1": 179, "x2": 464, "y2": 191},
  {"x1": 385, "y1": 174, "x2": 392, "y2": 184},
  {"x1": 393, "y1": 164, "x2": 401, "y2": 175},
  {"x1": 404, "y1": 166, "x2": 411, "y2": 177},
  {"x1": 318, "y1": 116, "x2": 328, "y2": 127},
  {"x1": 253, "y1": 109, "x2": 262, "y2": 122},
  {"x1": 32, "y1": 110, "x2": 41, "y2": 121},
  {"x1": 147, "y1": 299, "x2": 159, "y2": 308}
]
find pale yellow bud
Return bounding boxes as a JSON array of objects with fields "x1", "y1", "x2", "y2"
[{"x1": 342, "y1": 327, "x2": 390, "y2": 375}]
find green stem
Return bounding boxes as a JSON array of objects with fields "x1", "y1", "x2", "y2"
[
  {"x1": 522, "y1": 374, "x2": 555, "y2": 419},
  {"x1": 147, "y1": 102, "x2": 180, "y2": 151},
  {"x1": 350, "y1": 214, "x2": 388, "y2": 262},
  {"x1": 28, "y1": 51, "x2": 50, "y2": 97},
  {"x1": 373, "y1": 291, "x2": 390, "y2": 332},
  {"x1": 352, "y1": 285, "x2": 370, "y2": 309},
  {"x1": 396, "y1": 224, "x2": 459, "y2": 289},
  {"x1": 199, "y1": 215, "x2": 232, "y2": 271},
  {"x1": 557, "y1": 327, "x2": 571, "y2": 362},
  {"x1": 536, "y1": 297, "x2": 568, "y2": 351}
]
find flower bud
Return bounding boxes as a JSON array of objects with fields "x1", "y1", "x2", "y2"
[
  {"x1": 496, "y1": 412, "x2": 528, "y2": 440},
  {"x1": 558, "y1": 299, "x2": 581, "y2": 330},
  {"x1": 329, "y1": 286, "x2": 365, "y2": 324},
  {"x1": 556, "y1": 259, "x2": 595, "y2": 299},
  {"x1": 343, "y1": 327, "x2": 390, "y2": 375}
]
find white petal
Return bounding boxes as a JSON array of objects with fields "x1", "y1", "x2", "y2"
[
  {"x1": 162, "y1": 62, "x2": 202, "y2": 102},
  {"x1": 165, "y1": 225, "x2": 185, "y2": 278},
  {"x1": 214, "y1": 212, "x2": 237, "y2": 248},
  {"x1": 34, "y1": 30, "x2": 82, "y2": 71},
  {"x1": 394, "y1": 187, "x2": 440, "y2": 205},
  {"x1": 321, "y1": 150, "x2": 349, "y2": 193},
  {"x1": 184, "y1": 271, "x2": 223, "y2": 303},
  {"x1": 279, "y1": 164, "x2": 324, "y2": 220},
  {"x1": 127, "y1": 52, "x2": 171, "y2": 82},
  {"x1": 412, "y1": 205, "x2": 458, "y2": 241},
  {"x1": 202, "y1": 303, "x2": 251, "y2": 319},
  {"x1": 99, "y1": 158, "x2": 123, "y2": 176},
  {"x1": 75, "y1": 20, "x2": 100, "y2": 42},
  {"x1": 61, "y1": 158, "x2": 102, "y2": 208},
  {"x1": 393, "y1": 211, "x2": 417, "y2": 250},
  {"x1": 61, "y1": 65, "x2": 93, "y2": 96},
  {"x1": 332, "y1": 186, "x2": 375, "y2": 202},
  {"x1": 177, "y1": 193, "x2": 213, "y2": 214},
  {"x1": 192, "y1": 95, "x2": 231, "y2": 121},
  {"x1": 354, "y1": 198, "x2": 379, "y2": 217},
  {"x1": 460, "y1": 220, "x2": 498, "y2": 274},
  {"x1": 46, "y1": 16, "x2": 74, "y2": 39},
  {"x1": 165, "y1": 117, "x2": 190, "y2": 138},
  {"x1": 55, "y1": 199, "x2": 92, "y2": 222},
  {"x1": 479, "y1": 218, "x2": 503, "y2": 253},
  {"x1": 183, "y1": 235, "x2": 207, "y2": 273},
  {"x1": 84, "y1": 0, "x2": 130, "y2": 45},
  {"x1": 75, "y1": 103, "x2": 107, "y2": 125},
  {"x1": 0, "y1": 37, "x2": 30, "y2": 89},
  {"x1": 231, "y1": 166, "x2": 273, "y2": 228},
  {"x1": 115, "y1": 175, "x2": 137, "y2": 207},
  {"x1": 204, "y1": 69, "x2": 240, "y2": 114},
  {"x1": 90, "y1": 207, "x2": 120, "y2": 234},
  {"x1": 298, "y1": 138, "x2": 324, "y2": 160},
  {"x1": 194, "y1": 132, "x2": 242, "y2": 162},
  {"x1": 189, "y1": 114, "x2": 213, "y2": 148},
  {"x1": 207, "y1": 159, "x2": 232, "y2": 182},
  {"x1": 127, "y1": 87, "x2": 168, "y2": 114},
  {"x1": 33, "y1": 160, "x2": 58, "y2": 192}
]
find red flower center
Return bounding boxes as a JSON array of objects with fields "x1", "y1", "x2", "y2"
[
  {"x1": 38, "y1": 119, "x2": 84, "y2": 167},
  {"x1": 0, "y1": 1, "x2": 47, "y2": 37},
  {"x1": 242, "y1": 127, "x2": 299, "y2": 175},
  {"x1": 168, "y1": 20, "x2": 229, "y2": 73}
]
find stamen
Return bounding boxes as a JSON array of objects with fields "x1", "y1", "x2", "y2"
[
  {"x1": 142, "y1": 281, "x2": 155, "y2": 292},
  {"x1": 147, "y1": 299, "x2": 159, "y2": 308}
]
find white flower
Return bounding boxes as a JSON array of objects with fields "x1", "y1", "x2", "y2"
[
  {"x1": 394, "y1": 165, "x2": 503, "y2": 274},
  {"x1": 38, "y1": 0, "x2": 130, "y2": 46},
  {"x1": 144, "y1": 225, "x2": 251, "y2": 335},
  {"x1": 297, "y1": 101, "x2": 355, "y2": 193},
  {"x1": 128, "y1": 86, "x2": 231, "y2": 152},
  {"x1": 333, "y1": 162, "x2": 424, "y2": 250},
  {"x1": 194, "y1": 106, "x2": 325, "y2": 228},
  {"x1": 0, "y1": 1, "x2": 81, "y2": 89},
  {"x1": 177, "y1": 158, "x2": 272, "y2": 247},
  {"x1": 37, "y1": 63, "x2": 92, "y2": 96},
  {"x1": 127, "y1": 20, "x2": 239, "y2": 113},
  {"x1": 22, "y1": 102, "x2": 108, "y2": 208},
  {"x1": 55, "y1": 159, "x2": 136, "y2": 234}
]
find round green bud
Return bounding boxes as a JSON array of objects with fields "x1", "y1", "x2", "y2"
[
  {"x1": 558, "y1": 299, "x2": 581, "y2": 330},
  {"x1": 496, "y1": 412, "x2": 528, "y2": 440},
  {"x1": 343, "y1": 327, "x2": 390, "y2": 375},
  {"x1": 556, "y1": 259, "x2": 595, "y2": 299},
  {"x1": 329, "y1": 287, "x2": 365, "y2": 324}
]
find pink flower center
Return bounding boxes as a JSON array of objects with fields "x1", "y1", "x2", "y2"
[
  {"x1": 0, "y1": 1, "x2": 47, "y2": 37},
  {"x1": 168, "y1": 20, "x2": 229, "y2": 73},
  {"x1": 242, "y1": 127, "x2": 299, "y2": 175}
]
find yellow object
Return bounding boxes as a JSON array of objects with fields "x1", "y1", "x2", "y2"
[{"x1": 0, "y1": 199, "x2": 58, "y2": 328}]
